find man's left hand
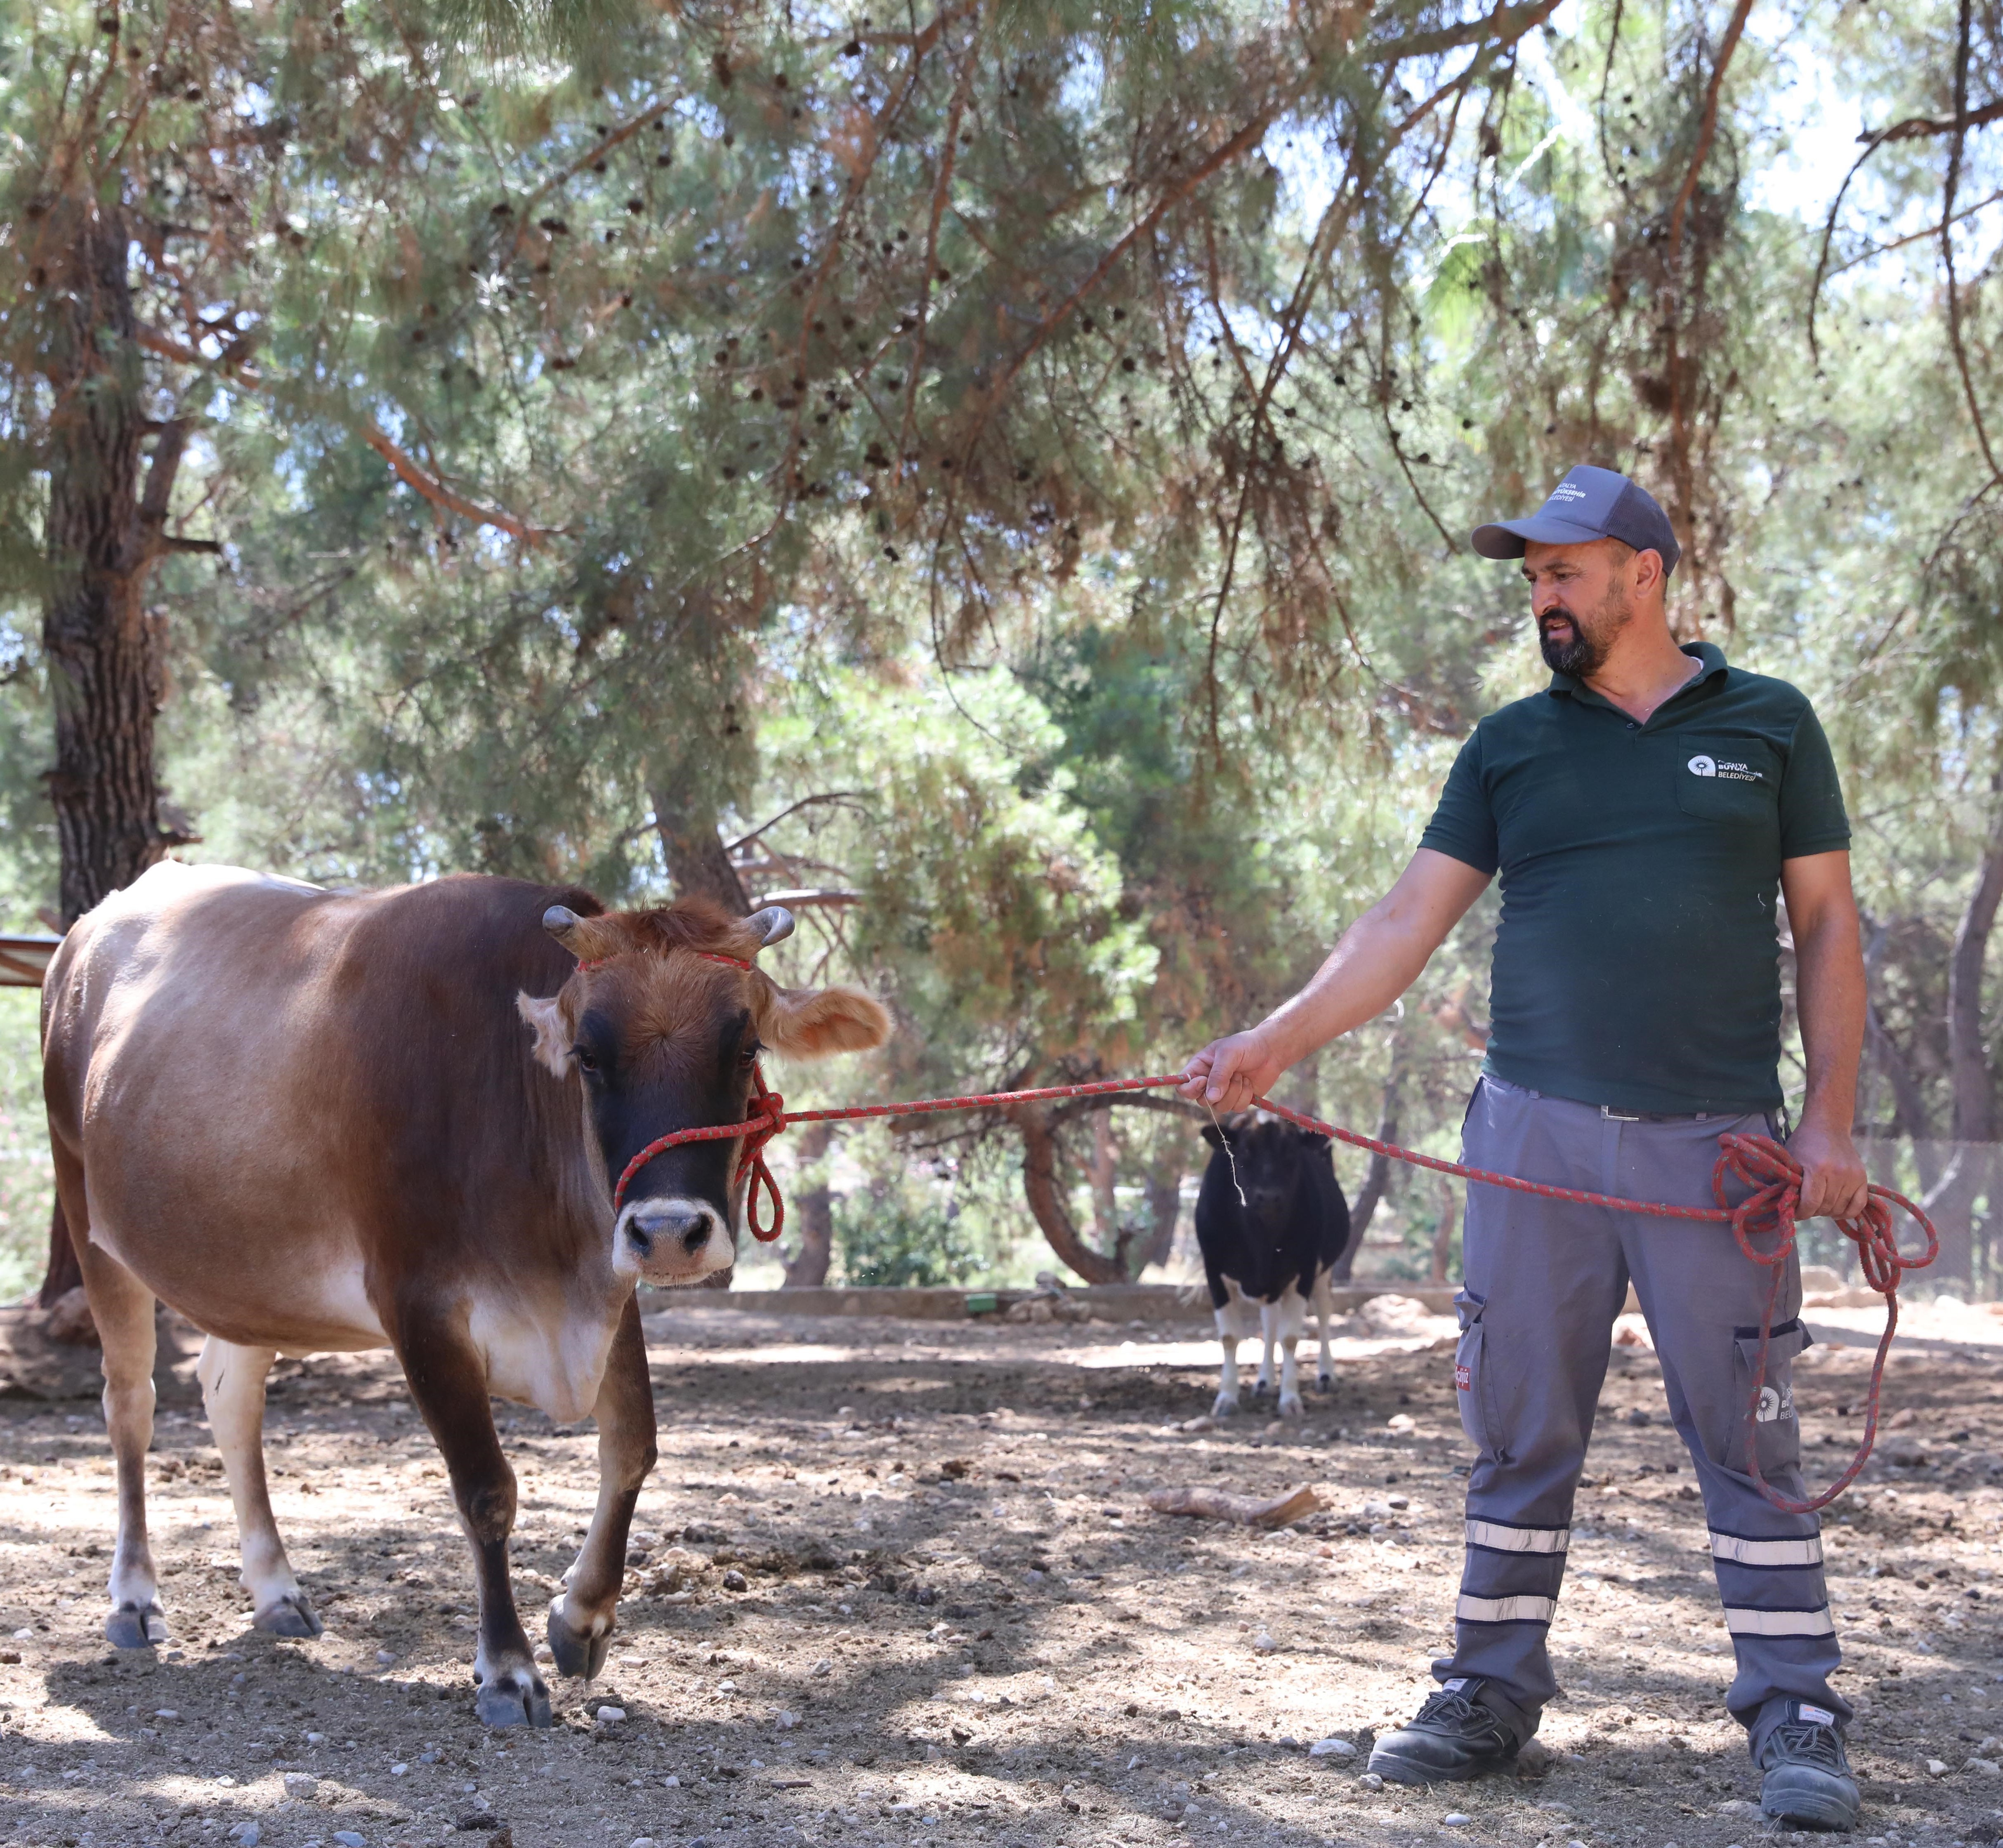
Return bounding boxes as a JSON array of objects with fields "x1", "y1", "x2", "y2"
[{"x1": 1788, "y1": 1117, "x2": 1871, "y2": 1222}]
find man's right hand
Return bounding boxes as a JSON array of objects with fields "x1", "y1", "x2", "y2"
[{"x1": 1179, "y1": 1028, "x2": 1286, "y2": 1111}]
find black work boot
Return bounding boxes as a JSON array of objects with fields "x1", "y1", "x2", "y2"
[
  {"x1": 1367, "y1": 1678, "x2": 1522, "y2": 1785},
  {"x1": 1758, "y1": 1701, "x2": 1859, "y2": 1832}
]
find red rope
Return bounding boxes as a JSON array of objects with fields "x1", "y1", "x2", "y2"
[{"x1": 611, "y1": 1072, "x2": 1937, "y2": 1513}]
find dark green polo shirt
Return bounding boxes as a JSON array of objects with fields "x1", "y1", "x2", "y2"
[{"x1": 1418, "y1": 642, "x2": 1850, "y2": 1114}]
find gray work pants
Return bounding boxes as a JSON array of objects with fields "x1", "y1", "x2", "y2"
[{"x1": 1437, "y1": 1076, "x2": 1845, "y2": 1760}]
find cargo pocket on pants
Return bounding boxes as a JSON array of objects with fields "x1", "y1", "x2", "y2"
[
  {"x1": 1724, "y1": 1318, "x2": 1812, "y2": 1477},
  {"x1": 1454, "y1": 1288, "x2": 1504, "y2": 1459}
]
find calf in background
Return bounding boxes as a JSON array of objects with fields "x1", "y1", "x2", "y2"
[{"x1": 1195, "y1": 1115, "x2": 1351, "y2": 1418}]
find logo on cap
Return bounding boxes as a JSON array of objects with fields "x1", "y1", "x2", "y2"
[{"x1": 1688, "y1": 754, "x2": 1717, "y2": 777}]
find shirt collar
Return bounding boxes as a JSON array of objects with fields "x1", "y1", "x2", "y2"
[{"x1": 1547, "y1": 641, "x2": 1729, "y2": 705}]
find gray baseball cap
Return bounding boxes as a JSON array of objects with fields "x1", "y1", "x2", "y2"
[{"x1": 1472, "y1": 465, "x2": 1680, "y2": 574}]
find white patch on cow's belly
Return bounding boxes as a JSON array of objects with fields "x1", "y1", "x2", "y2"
[
  {"x1": 470, "y1": 1297, "x2": 616, "y2": 1424},
  {"x1": 1215, "y1": 1277, "x2": 1265, "y2": 1341},
  {"x1": 81, "y1": 1205, "x2": 388, "y2": 1351}
]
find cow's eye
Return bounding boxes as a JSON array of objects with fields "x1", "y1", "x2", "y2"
[
  {"x1": 738, "y1": 1041, "x2": 762, "y2": 1069},
  {"x1": 572, "y1": 1046, "x2": 599, "y2": 1075}
]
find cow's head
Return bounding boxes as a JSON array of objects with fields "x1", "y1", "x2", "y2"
[
  {"x1": 1201, "y1": 1116, "x2": 1332, "y2": 1291},
  {"x1": 517, "y1": 898, "x2": 889, "y2": 1286}
]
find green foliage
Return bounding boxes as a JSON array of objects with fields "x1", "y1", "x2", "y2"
[
  {"x1": 833, "y1": 1177, "x2": 990, "y2": 1289},
  {"x1": 5, "y1": 0, "x2": 2003, "y2": 1287}
]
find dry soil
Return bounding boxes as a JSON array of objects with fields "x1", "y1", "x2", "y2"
[{"x1": 1, "y1": 1302, "x2": 2000, "y2": 1848}]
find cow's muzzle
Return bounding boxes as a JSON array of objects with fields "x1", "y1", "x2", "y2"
[{"x1": 614, "y1": 1197, "x2": 732, "y2": 1282}]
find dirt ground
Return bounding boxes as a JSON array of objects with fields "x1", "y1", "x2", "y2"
[{"x1": 2, "y1": 1300, "x2": 2001, "y2": 1848}]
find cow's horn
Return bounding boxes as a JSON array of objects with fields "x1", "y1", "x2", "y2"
[
  {"x1": 543, "y1": 905, "x2": 585, "y2": 946},
  {"x1": 746, "y1": 905, "x2": 795, "y2": 948}
]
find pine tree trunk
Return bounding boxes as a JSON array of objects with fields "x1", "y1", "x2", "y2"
[
  {"x1": 37, "y1": 203, "x2": 171, "y2": 1320},
  {"x1": 781, "y1": 1122, "x2": 837, "y2": 1288},
  {"x1": 1929, "y1": 822, "x2": 2003, "y2": 1286},
  {"x1": 1335, "y1": 1051, "x2": 1405, "y2": 1282},
  {"x1": 1009, "y1": 1105, "x2": 1124, "y2": 1285},
  {"x1": 653, "y1": 786, "x2": 751, "y2": 913}
]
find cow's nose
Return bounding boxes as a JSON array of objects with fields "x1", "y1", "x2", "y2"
[{"x1": 627, "y1": 1207, "x2": 711, "y2": 1259}]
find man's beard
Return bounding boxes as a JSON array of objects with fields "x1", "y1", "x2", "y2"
[{"x1": 1539, "y1": 583, "x2": 1630, "y2": 678}]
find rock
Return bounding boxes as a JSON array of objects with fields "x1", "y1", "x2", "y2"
[
  {"x1": 1359, "y1": 1294, "x2": 1432, "y2": 1333},
  {"x1": 1309, "y1": 1737, "x2": 1357, "y2": 1758},
  {"x1": 1180, "y1": 1416, "x2": 1215, "y2": 1434},
  {"x1": 332, "y1": 1834, "x2": 367, "y2": 1848},
  {"x1": 595, "y1": 1705, "x2": 626, "y2": 1724},
  {"x1": 1625, "y1": 1407, "x2": 1651, "y2": 1427},
  {"x1": 229, "y1": 1825, "x2": 260, "y2": 1846},
  {"x1": 630, "y1": 1839, "x2": 659, "y2": 1848},
  {"x1": 1715, "y1": 1799, "x2": 1759, "y2": 1815},
  {"x1": 1964, "y1": 1757, "x2": 2001, "y2": 1774},
  {"x1": 1358, "y1": 1772, "x2": 1384, "y2": 1790},
  {"x1": 776, "y1": 1710, "x2": 800, "y2": 1729},
  {"x1": 721, "y1": 1568, "x2": 749, "y2": 1593},
  {"x1": 1386, "y1": 1414, "x2": 1416, "y2": 1433},
  {"x1": 1251, "y1": 1630, "x2": 1278, "y2": 1654},
  {"x1": 1444, "y1": 1813, "x2": 1471, "y2": 1827},
  {"x1": 810, "y1": 1658, "x2": 831, "y2": 1677},
  {"x1": 1927, "y1": 1758, "x2": 1949, "y2": 1776}
]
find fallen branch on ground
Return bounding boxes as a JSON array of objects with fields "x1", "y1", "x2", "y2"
[{"x1": 1144, "y1": 1483, "x2": 1321, "y2": 1529}]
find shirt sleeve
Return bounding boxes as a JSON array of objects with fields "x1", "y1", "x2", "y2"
[
  {"x1": 1779, "y1": 702, "x2": 1852, "y2": 859},
  {"x1": 1418, "y1": 728, "x2": 1500, "y2": 875}
]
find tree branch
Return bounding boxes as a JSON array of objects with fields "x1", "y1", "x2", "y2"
[
  {"x1": 723, "y1": 791, "x2": 869, "y2": 852},
  {"x1": 361, "y1": 428, "x2": 562, "y2": 546},
  {"x1": 1942, "y1": 0, "x2": 2002, "y2": 480},
  {"x1": 137, "y1": 327, "x2": 561, "y2": 545},
  {"x1": 1862, "y1": 96, "x2": 2003, "y2": 143}
]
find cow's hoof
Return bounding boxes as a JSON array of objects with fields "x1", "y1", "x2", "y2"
[
  {"x1": 1278, "y1": 1393, "x2": 1305, "y2": 1420},
  {"x1": 547, "y1": 1599, "x2": 611, "y2": 1681},
  {"x1": 1316, "y1": 1371, "x2": 1334, "y2": 1392},
  {"x1": 253, "y1": 1592, "x2": 322, "y2": 1639},
  {"x1": 1251, "y1": 1379, "x2": 1273, "y2": 1399},
  {"x1": 1212, "y1": 1393, "x2": 1241, "y2": 1418},
  {"x1": 105, "y1": 1601, "x2": 167, "y2": 1650},
  {"x1": 474, "y1": 1668, "x2": 552, "y2": 1729}
]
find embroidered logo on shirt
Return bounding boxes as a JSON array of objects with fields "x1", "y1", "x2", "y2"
[
  {"x1": 1688, "y1": 754, "x2": 1765, "y2": 783},
  {"x1": 1455, "y1": 1364, "x2": 1472, "y2": 1391}
]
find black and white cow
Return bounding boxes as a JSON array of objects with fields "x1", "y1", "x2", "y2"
[{"x1": 1195, "y1": 1115, "x2": 1352, "y2": 1418}]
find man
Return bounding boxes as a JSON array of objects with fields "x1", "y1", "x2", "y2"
[{"x1": 1181, "y1": 466, "x2": 1869, "y2": 1830}]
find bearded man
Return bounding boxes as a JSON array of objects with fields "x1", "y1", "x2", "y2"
[{"x1": 1182, "y1": 466, "x2": 1869, "y2": 1829}]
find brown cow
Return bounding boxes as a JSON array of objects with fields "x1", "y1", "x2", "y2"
[{"x1": 41, "y1": 862, "x2": 888, "y2": 1725}]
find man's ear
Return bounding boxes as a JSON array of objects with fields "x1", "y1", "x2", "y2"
[
  {"x1": 516, "y1": 991, "x2": 574, "y2": 1079},
  {"x1": 754, "y1": 983, "x2": 892, "y2": 1059}
]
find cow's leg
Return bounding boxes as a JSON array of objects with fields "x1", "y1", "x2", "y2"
[
  {"x1": 72, "y1": 1203, "x2": 167, "y2": 1649},
  {"x1": 1311, "y1": 1270, "x2": 1337, "y2": 1391},
  {"x1": 393, "y1": 1310, "x2": 550, "y2": 1729},
  {"x1": 196, "y1": 1338, "x2": 320, "y2": 1638},
  {"x1": 1254, "y1": 1312, "x2": 1278, "y2": 1400},
  {"x1": 1269, "y1": 1289, "x2": 1308, "y2": 1419},
  {"x1": 549, "y1": 1296, "x2": 657, "y2": 1683},
  {"x1": 1213, "y1": 1308, "x2": 1243, "y2": 1417}
]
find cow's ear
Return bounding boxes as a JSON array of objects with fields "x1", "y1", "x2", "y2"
[
  {"x1": 755, "y1": 982, "x2": 892, "y2": 1059},
  {"x1": 1201, "y1": 1123, "x2": 1225, "y2": 1150},
  {"x1": 1298, "y1": 1130, "x2": 1332, "y2": 1154},
  {"x1": 516, "y1": 990, "x2": 575, "y2": 1078}
]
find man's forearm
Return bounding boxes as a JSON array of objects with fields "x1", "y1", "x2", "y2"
[{"x1": 1793, "y1": 909, "x2": 1865, "y2": 1131}]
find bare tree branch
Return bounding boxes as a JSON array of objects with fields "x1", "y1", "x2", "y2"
[{"x1": 1862, "y1": 97, "x2": 2003, "y2": 142}]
